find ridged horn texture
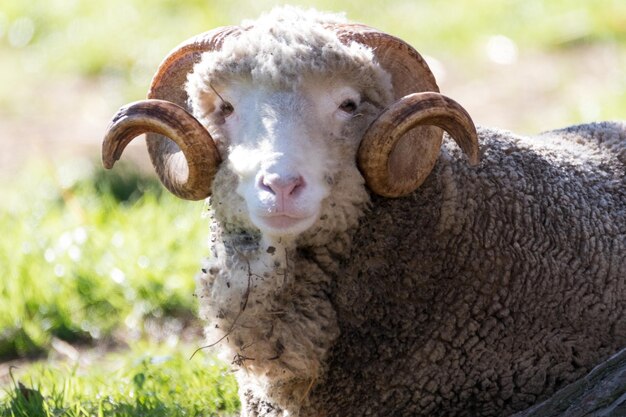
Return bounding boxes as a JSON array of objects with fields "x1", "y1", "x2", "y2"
[
  {"x1": 102, "y1": 26, "x2": 239, "y2": 200},
  {"x1": 358, "y1": 92, "x2": 479, "y2": 197},
  {"x1": 102, "y1": 99, "x2": 221, "y2": 200},
  {"x1": 333, "y1": 24, "x2": 479, "y2": 197},
  {"x1": 147, "y1": 26, "x2": 240, "y2": 199}
]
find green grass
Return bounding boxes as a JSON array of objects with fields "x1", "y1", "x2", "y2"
[
  {"x1": 0, "y1": 160, "x2": 206, "y2": 360},
  {"x1": 1, "y1": 341, "x2": 239, "y2": 416},
  {"x1": 0, "y1": 160, "x2": 240, "y2": 414}
]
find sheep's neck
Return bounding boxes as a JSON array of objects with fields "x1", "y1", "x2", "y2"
[{"x1": 200, "y1": 224, "x2": 348, "y2": 411}]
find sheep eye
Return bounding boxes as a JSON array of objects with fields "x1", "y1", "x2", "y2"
[
  {"x1": 220, "y1": 102, "x2": 234, "y2": 117},
  {"x1": 339, "y1": 99, "x2": 357, "y2": 114}
]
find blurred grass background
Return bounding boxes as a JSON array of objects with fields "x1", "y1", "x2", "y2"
[{"x1": 0, "y1": 0, "x2": 624, "y2": 415}]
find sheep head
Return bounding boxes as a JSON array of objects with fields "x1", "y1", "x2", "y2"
[{"x1": 102, "y1": 9, "x2": 479, "y2": 237}]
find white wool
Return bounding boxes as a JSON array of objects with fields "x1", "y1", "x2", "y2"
[{"x1": 187, "y1": 7, "x2": 392, "y2": 105}]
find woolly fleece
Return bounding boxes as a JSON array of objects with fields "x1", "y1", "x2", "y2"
[{"x1": 186, "y1": 7, "x2": 625, "y2": 417}]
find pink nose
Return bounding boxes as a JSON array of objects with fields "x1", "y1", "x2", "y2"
[{"x1": 259, "y1": 173, "x2": 305, "y2": 198}]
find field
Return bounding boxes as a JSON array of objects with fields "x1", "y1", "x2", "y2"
[{"x1": 0, "y1": 0, "x2": 624, "y2": 415}]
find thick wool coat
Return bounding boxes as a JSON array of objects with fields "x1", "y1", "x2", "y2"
[{"x1": 199, "y1": 122, "x2": 625, "y2": 416}]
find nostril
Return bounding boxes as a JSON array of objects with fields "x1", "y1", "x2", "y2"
[
  {"x1": 259, "y1": 175, "x2": 274, "y2": 194},
  {"x1": 259, "y1": 174, "x2": 305, "y2": 197},
  {"x1": 289, "y1": 175, "x2": 305, "y2": 196}
]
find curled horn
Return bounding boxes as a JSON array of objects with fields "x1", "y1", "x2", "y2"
[
  {"x1": 358, "y1": 92, "x2": 478, "y2": 197},
  {"x1": 102, "y1": 99, "x2": 220, "y2": 200},
  {"x1": 102, "y1": 26, "x2": 239, "y2": 200},
  {"x1": 333, "y1": 25, "x2": 479, "y2": 197}
]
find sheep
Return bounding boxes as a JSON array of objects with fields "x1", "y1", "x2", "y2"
[{"x1": 101, "y1": 7, "x2": 626, "y2": 417}]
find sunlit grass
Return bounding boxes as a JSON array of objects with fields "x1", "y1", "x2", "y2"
[
  {"x1": 0, "y1": 160, "x2": 206, "y2": 359},
  {"x1": 0, "y1": 340, "x2": 239, "y2": 416}
]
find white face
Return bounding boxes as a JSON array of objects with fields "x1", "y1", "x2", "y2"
[{"x1": 198, "y1": 77, "x2": 374, "y2": 238}]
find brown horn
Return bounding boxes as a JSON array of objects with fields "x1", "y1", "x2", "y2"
[
  {"x1": 102, "y1": 99, "x2": 221, "y2": 200},
  {"x1": 102, "y1": 26, "x2": 240, "y2": 199},
  {"x1": 146, "y1": 26, "x2": 240, "y2": 198},
  {"x1": 358, "y1": 92, "x2": 479, "y2": 197},
  {"x1": 332, "y1": 25, "x2": 478, "y2": 197},
  {"x1": 332, "y1": 24, "x2": 439, "y2": 97}
]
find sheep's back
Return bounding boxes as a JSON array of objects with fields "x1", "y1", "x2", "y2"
[{"x1": 307, "y1": 123, "x2": 626, "y2": 417}]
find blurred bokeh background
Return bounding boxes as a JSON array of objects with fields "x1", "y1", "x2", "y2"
[
  {"x1": 1, "y1": 0, "x2": 624, "y2": 174},
  {"x1": 0, "y1": 0, "x2": 624, "y2": 414}
]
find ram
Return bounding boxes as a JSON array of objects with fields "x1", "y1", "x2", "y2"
[{"x1": 102, "y1": 7, "x2": 625, "y2": 417}]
